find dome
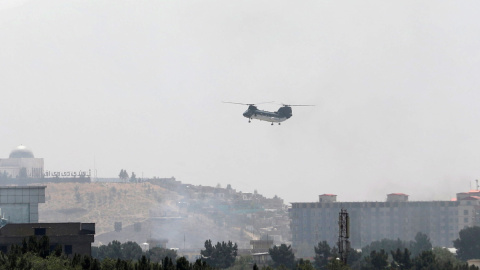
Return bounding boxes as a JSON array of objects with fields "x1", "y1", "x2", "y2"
[{"x1": 9, "y1": 145, "x2": 34, "y2": 158}]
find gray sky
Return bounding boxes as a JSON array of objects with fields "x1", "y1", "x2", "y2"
[{"x1": 1, "y1": 0, "x2": 480, "y2": 203}]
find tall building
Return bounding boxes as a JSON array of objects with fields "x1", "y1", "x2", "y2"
[
  {"x1": 290, "y1": 192, "x2": 480, "y2": 250},
  {"x1": 0, "y1": 145, "x2": 44, "y2": 178}
]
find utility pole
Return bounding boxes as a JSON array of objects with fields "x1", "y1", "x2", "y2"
[{"x1": 338, "y1": 208, "x2": 350, "y2": 265}]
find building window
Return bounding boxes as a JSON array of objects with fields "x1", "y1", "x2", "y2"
[
  {"x1": 464, "y1": 217, "x2": 469, "y2": 223},
  {"x1": 64, "y1": 245, "x2": 72, "y2": 255},
  {"x1": 464, "y1": 210, "x2": 469, "y2": 215},
  {"x1": 50, "y1": 244, "x2": 61, "y2": 252},
  {"x1": 34, "y1": 228, "x2": 46, "y2": 236}
]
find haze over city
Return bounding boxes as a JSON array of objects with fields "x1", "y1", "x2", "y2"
[{"x1": 1, "y1": 0, "x2": 480, "y2": 203}]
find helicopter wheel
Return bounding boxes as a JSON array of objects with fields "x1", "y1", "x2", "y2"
[
  {"x1": 271, "y1": 123, "x2": 274, "y2": 126},
  {"x1": 278, "y1": 123, "x2": 281, "y2": 125},
  {"x1": 248, "y1": 119, "x2": 251, "y2": 123}
]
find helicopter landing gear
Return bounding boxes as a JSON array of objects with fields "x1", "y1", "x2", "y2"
[
  {"x1": 278, "y1": 123, "x2": 281, "y2": 125},
  {"x1": 271, "y1": 122, "x2": 274, "y2": 126},
  {"x1": 248, "y1": 119, "x2": 251, "y2": 123}
]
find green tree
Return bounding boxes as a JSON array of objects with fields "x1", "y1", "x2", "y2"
[
  {"x1": 361, "y1": 238, "x2": 407, "y2": 256},
  {"x1": 432, "y1": 247, "x2": 464, "y2": 269},
  {"x1": 269, "y1": 244, "x2": 295, "y2": 269},
  {"x1": 391, "y1": 248, "x2": 412, "y2": 270},
  {"x1": 38, "y1": 235, "x2": 50, "y2": 258},
  {"x1": 412, "y1": 250, "x2": 437, "y2": 269},
  {"x1": 121, "y1": 241, "x2": 143, "y2": 260},
  {"x1": 119, "y1": 169, "x2": 129, "y2": 182},
  {"x1": 148, "y1": 247, "x2": 177, "y2": 263},
  {"x1": 137, "y1": 255, "x2": 151, "y2": 270},
  {"x1": 130, "y1": 172, "x2": 137, "y2": 182},
  {"x1": 232, "y1": 255, "x2": 253, "y2": 270},
  {"x1": 164, "y1": 256, "x2": 175, "y2": 270},
  {"x1": 326, "y1": 258, "x2": 350, "y2": 270},
  {"x1": 177, "y1": 256, "x2": 190, "y2": 270},
  {"x1": 314, "y1": 241, "x2": 331, "y2": 270},
  {"x1": 361, "y1": 250, "x2": 388, "y2": 270},
  {"x1": 100, "y1": 258, "x2": 117, "y2": 269},
  {"x1": 410, "y1": 232, "x2": 432, "y2": 257},
  {"x1": 200, "y1": 240, "x2": 238, "y2": 269},
  {"x1": 346, "y1": 247, "x2": 362, "y2": 269},
  {"x1": 297, "y1": 259, "x2": 315, "y2": 270},
  {"x1": 94, "y1": 240, "x2": 122, "y2": 260},
  {"x1": 454, "y1": 226, "x2": 480, "y2": 261},
  {"x1": 193, "y1": 258, "x2": 213, "y2": 270}
]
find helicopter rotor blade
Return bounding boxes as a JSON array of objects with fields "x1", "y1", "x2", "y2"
[
  {"x1": 223, "y1": 101, "x2": 274, "y2": 106},
  {"x1": 255, "y1": 101, "x2": 275, "y2": 105},
  {"x1": 278, "y1": 103, "x2": 315, "y2": 107},
  {"x1": 222, "y1": 101, "x2": 254, "y2": 106}
]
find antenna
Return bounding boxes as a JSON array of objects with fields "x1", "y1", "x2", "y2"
[{"x1": 338, "y1": 208, "x2": 350, "y2": 265}]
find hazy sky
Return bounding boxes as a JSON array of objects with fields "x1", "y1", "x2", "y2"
[{"x1": 1, "y1": 0, "x2": 480, "y2": 203}]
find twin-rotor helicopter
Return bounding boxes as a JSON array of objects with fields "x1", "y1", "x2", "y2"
[{"x1": 223, "y1": 101, "x2": 314, "y2": 125}]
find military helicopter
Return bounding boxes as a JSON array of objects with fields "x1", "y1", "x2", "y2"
[{"x1": 223, "y1": 101, "x2": 314, "y2": 125}]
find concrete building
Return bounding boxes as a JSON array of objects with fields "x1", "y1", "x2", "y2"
[
  {"x1": 249, "y1": 239, "x2": 274, "y2": 267},
  {"x1": 0, "y1": 183, "x2": 96, "y2": 256},
  {"x1": 0, "y1": 222, "x2": 95, "y2": 256},
  {"x1": 291, "y1": 192, "x2": 480, "y2": 250},
  {"x1": 0, "y1": 186, "x2": 45, "y2": 223},
  {"x1": 0, "y1": 145, "x2": 44, "y2": 178}
]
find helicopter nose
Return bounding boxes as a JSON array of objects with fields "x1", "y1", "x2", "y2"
[{"x1": 243, "y1": 110, "x2": 252, "y2": 118}]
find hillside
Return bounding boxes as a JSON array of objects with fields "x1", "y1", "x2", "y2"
[
  {"x1": 39, "y1": 182, "x2": 178, "y2": 235},
  {"x1": 38, "y1": 182, "x2": 252, "y2": 248}
]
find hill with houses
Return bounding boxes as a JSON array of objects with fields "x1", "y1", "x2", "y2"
[{"x1": 38, "y1": 178, "x2": 291, "y2": 250}]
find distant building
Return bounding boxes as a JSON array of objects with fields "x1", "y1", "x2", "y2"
[
  {"x1": 250, "y1": 239, "x2": 273, "y2": 253},
  {"x1": 250, "y1": 239, "x2": 273, "y2": 267},
  {"x1": 291, "y1": 192, "x2": 480, "y2": 250},
  {"x1": 148, "y1": 238, "x2": 169, "y2": 249},
  {"x1": 0, "y1": 186, "x2": 46, "y2": 223},
  {"x1": 0, "y1": 145, "x2": 44, "y2": 178},
  {"x1": 0, "y1": 222, "x2": 95, "y2": 256}
]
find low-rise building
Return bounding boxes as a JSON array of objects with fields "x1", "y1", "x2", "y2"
[{"x1": 0, "y1": 222, "x2": 95, "y2": 256}]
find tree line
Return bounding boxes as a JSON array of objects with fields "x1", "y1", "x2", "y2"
[
  {"x1": 3, "y1": 227, "x2": 480, "y2": 269},
  {"x1": 264, "y1": 229, "x2": 480, "y2": 270},
  {"x1": 0, "y1": 237, "x2": 213, "y2": 270}
]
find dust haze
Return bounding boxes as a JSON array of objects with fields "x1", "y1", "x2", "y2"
[{"x1": 1, "y1": 0, "x2": 480, "y2": 203}]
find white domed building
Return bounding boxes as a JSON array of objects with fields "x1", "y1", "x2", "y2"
[{"x1": 0, "y1": 145, "x2": 44, "y2": 178}]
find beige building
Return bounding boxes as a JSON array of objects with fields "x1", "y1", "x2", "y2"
[
  {"x1": 0, "y1": 145, "x2": 44, "y2": 178},
  {"x1": 291, "y1": 192, "x2": 480, "y2": 250}
]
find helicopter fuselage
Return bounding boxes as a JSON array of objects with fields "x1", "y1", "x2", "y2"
[
  {"x1": 243, "y1": 106, "x2": 292, "y2": 123},
  {"x1": 223, "y1": 101, "x2": 310, "y2": 124}
]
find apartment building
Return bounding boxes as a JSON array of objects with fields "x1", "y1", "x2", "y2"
[{"x1": 291, "y1": 191, "x2": 480, "y2": 250}]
